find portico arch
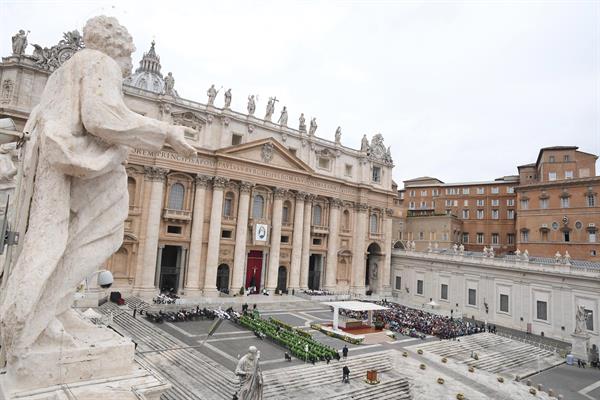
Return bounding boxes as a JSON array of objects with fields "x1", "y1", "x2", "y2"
[{"x1": 366, "y1": 242, "x2": 383, "y2": 293}]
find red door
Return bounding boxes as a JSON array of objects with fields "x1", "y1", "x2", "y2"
[{"x1": 246, "y1": 251, "x2": 263, "y2": 293}]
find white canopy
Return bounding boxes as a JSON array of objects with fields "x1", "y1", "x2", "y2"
[
  {"x1": 427, "y1": 300, "x2": 439, "y2": 307},
  {"x1": 324, "y1": 301, "x2": 389, "y2": 312}
]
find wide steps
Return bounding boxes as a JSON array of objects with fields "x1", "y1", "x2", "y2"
[{"x1": 327, "y1": 378, "x2": 412, "y2": 400}]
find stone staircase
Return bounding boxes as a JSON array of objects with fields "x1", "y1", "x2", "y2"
[
  {"x1": 326, "y1": 378, "x2": 411, "y2": 400},
  {"x1": 409, "y1": 333, "x2": 564, "y2": 377},
  {"x1": 99, "y1": 301, "x2": 237, "y2": 400},
  {"x1": 262, "y1": 351, "x2": 405, "y2": 399}
]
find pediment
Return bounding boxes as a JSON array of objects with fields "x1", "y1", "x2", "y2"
[{"x1": 217, "y1": 138, "x2": 313, "y2": 173}]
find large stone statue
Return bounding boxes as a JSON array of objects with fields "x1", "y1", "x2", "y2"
[
  {"x1": 298, "y1": 113, "x2": 306, "y2": 133},
  {"x1": 247, "y1": 95, "x2": 256, "y2": 115},
  {"x1": 207, "y1": 84, "x2": 218, "y2": 106},
  {"x1": 164, "y1": 72, "x2": 175, "y2": 95},
  {"x1": 11, "y1": 30, "x2": 29, "y2": 55},
  {"x1": 361, "y1": 134, "x2": 369, "y2": 152},
  {"x1": 265, "y1": 97, "x2": 277, "y2": 121},
  {"x1": 235, "y1": 346, "x2": 263, "y2": 400},
  {"x1": 335, "y1": 126, "x2": 342, "y2": 144},
  {"x1": 0, "y1": 15, "x2": 196, "y2": 375},
  {"x1": 308, "y1": 117, "x2": 317, "y2": 136},
  {"x1": 278, "y1": 106, "x2": 288, "y2": 127},
  {"x1": 575, "y1": 306, "x2": 588, "y2": 334},
  {"x1": 224, "y1": 88, "x2": 232, "y2": 109}
]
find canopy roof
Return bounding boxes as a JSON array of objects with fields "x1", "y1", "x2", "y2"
[{"x1": 324, "y1": 301, "x2": 389, "y2": 311}]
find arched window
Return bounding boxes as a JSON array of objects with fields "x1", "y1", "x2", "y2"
[
  {"x1": 313, "y1": 205, "x2": 322, "y2": 225},
  {"x1": 223, "y1": 192, "x2": 234, "y2": 217},
  {"x1": 253, "y1": 194, "x2": 264, "y2": 219},
  {"x1": 127, "y1": 177, "x2": 136, "y2": 206},
  {"x1": 282, "y1": 201, "x2": 291, "y2": 223},
  {"x1": 370, "y1": 214, "x2": 378, "y2": 233},
  {"x1": 168, "y1": 183, "x2": 185, "y2": 210},
  {"x1": 342, "y1": 210, "x2": 350, "y2": 230}
]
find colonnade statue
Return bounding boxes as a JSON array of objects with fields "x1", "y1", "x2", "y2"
[{"x1": 0, "y1": 15, "x2": 196, "y2": 369}]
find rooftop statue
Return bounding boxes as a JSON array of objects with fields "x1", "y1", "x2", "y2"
[
  {"x1": 265, "y1": 97, "x2": 277, "y2": 121},
  {"x1": 298, "y1": 113, "x2": 306, "y2": 133},
  {"x1": 11, "y1": 29, "x2": 29, "y2": 55},
  {"x1": 361, "y1": 134, "x2": 369, "y2": 152},
  {"x1": 207, "y1": 84, "x2": 218, "y2": 106},
  {"x1": 278, "y1": 106, "x2": 288, "y2": 127},
  {"x1": 0, "y1": 15, "x2": 196, "y2": 371},
  {"x1": 224, "y1": 88, "x2": 232, "y2": 109},
  {"x1": 308, "y1": 117, "x2": 317, "y2": 136},
  {"x1": 164, "y1": 72, "x2": 175, "y2": 95},
  {"x1": 335, "y1": 126, "x2": 341, "y2": 144},
  {"x1": 247, "y1": 95, "x2": 256, "y2": 115}
]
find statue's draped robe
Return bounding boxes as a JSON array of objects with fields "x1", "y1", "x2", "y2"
[
  {"x1": 0, "y1": 48, "x2": 170, "y2": 360},
  {"x1": 235, "y1": 355, "x2": 263, "y2": 400}
]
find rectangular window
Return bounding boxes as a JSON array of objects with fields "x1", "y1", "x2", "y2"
[
  {"x1": 549, "y1": 155, "x2": 555, "y2": 163},
  {"x1": 409, "y1": 201, "x2": 415, "y2": 209},
  {"x1": 507, "y1": 187, "x2": 515, "y2": 194},
  {"x1": 590, "y1": 232, "x2": 597, "y2": 243},
  {"x1": 312, "y1": 238, "x2": 322, "y2": 245},
  {"x1": 588, "y1": 195, "x2": 596, "y2": 207},
  {"x1": 507, "y1": 210, "x2": 515, "y2": 219},
  {"x1": 507, "y1": 233, "x2": 515, "y2": 245},
  {"x1": 540, "y1": 198, "x2": 549, "y2": 209},
  {"x1": 521, "y1": 231, "x2": 529, "y2": 242},
  {"x1": 421, "y1": 190, "x2": 428, "y2": 196},
  {"x1": 318, "y1": 157, "x2": 330, "y2": 170},
  {"x1": 507, "y1": 199, "x2": 514, "y2": 206},
  {"x1": 585, "y1": 309, "x2": 594, "y2": 331},
  {"x1": 548, "y1": 172, "x2": 557, "y2": 181},
  {"x1": 442, "y1": 232, "x2": 448, "y2": 241},
  {"x1": 520, "y1": 199, "x2": 529, "y2": 210},
  {"x1": 432, "y1": 189, "x2": 440, "y2": 196},
  {"x1": 441, "y1": 284, "x2": 449, "y2": 300},
  {"x1": 419, "y1": 231, "x2": 424, "y2": 240},
  {"x1": 167, "y1": 225, "x2": 182, "y2": 234},
  {"x1": 476, "y1": 199, "x2": 484, "y2": 206},
  {"x1": 477, "y1": 233, "x2": 484, "y2": 244},
  {"x1": 561, "y1": 197, "x2": 570, "y2": 208},
  {"x1": 462, "y1": 188, "x2": 470, "y2": 195},
  {"x1": 231, "y1": 134, "x2": 243, "y2": 145},
  {"x1": 345, "y1": 164, "x2": 353, "y2": 177},
  {"x1": 420, "y1": 201, "x2": 428, "y2": 209},
  {"x1": 410, "y1": 190, "x2": 416, "y2": 197},
  {"x1": 492, "y1": 209, "x2": 499, "y2": 219},
  {"x1": 372, "y1": 166, "x2": 381, "y2": 182},
  {"x1": 462, "y1": 233, "x2": 469, "y2": 243},
  {"x1": 500, "y1": 294, "x2": 509, "y2": 312},
  {"x1": 564, "y1": 154, "x2": 570, "y2": 162},
  {"x1": 463, "y1": 200, "x2": 469, "y2": 206},
  {"x1": 536, "y1": 301, "x2": 548, "y2": 321},
  {"x1": 395, "y1": 276, "x2": 402, "y2": 290},
  {"x1": 563, "y1": 231, "x2": 570, "y2": 242},
  {"x1": 221, "y1": 229, "x2": 233, "y2": 239},
  {"x1": 281, "y1": 235, "x2": 290, "y2": 243},
  {"x1": 477, "y1": 210, "x2": 484, "y2": 219},
  {"x1": 492, "y1": 233, "x2": 499, "y2": 245},
  {"x1": 417, "y1": 280, "x2": 424, "y2": 295},
  {"x1": 565, "y1": 171, "x2": 573, "y2": 179},
  {"x1": 477, "y1": 187, "x2": 485, "y2": 195},
  {"x1": 491, "y1": 199, "x2": 499, "y2": 206},
  {"x1": 491, "y1": 187, "x2": 499, "y2": 194},
  {"x1": 468, "y1": 288, "x2": 477, "y2": 306},
  {"x1": 462, "y1": 209, "x2": 469, "y2": 219}
]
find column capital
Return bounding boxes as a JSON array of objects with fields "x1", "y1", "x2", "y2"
[
  {"x1": 330, "y1": 198, "x2": 343, "y2": 208},
  {"x1": 240, "y1": 181, "x2": 254, "y2": 193},
  {"x1": 273, "y1": 187, "x2": 287, "y2": 199},
  {"x1": 354, "y1": 202, "x2": 369, "y2": 212},
  {"x1": 296, "y1": 191, "x2": 309, "y2": 201},
  {"x1": 212, "y1": 176, "x2": 229, "y2": 189},
  {"x1": 144, "y1": 166, "x2": 169, "y2": 181},
  {"x1": 305, "y1": 194, "x2": 316, "y2": 203},
  {"x1": 195, "y1": 174, "x2": 212, "y2": 187},
  {"x1": 385, "y1": 208, "x2": 394, "y2": 217}
]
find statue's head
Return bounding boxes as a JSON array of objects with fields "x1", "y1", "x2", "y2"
[
  {"x1": 248, "y1": 345, "x2": 258, "y2": 359},
  {"x1": 83, "y1": 16, "x2": 135, "y2": 78},
  {"x1": 19, "y1": 29, "x2": 25, "y2": 35}
]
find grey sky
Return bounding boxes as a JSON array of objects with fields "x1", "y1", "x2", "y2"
[{"x1": 1, "y1": 0, "x2": 599, "y2": 186}]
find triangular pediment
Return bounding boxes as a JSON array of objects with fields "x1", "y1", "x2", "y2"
[{"x1": 217, "y1": 138, "x2": 313, "y2": 173}]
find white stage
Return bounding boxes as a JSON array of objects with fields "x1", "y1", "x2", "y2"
[{"x1": 324, "y1": 301, "x2": 389, "y2": 331}]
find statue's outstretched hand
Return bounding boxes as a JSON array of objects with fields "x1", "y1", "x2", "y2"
[{"x1": 167, "y1": 126, "x2": 197, "y2": 158}]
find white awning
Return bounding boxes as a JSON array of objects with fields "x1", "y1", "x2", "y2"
[
  {"x1": 427, "y1": 300, "x2": 439, "y2": 307},
  {"x1": 323, "y1": 301, "x2": 389, "y2": 311}
]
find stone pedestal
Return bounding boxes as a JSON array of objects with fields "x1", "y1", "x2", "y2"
[
  {"x1": 570, "y1": 333, "x2": 590, "y2": 362},
  {"x1": 0, "y1": 318, "x2": 158, "y2": 399}
]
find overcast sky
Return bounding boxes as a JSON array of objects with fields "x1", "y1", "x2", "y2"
[{"x1": 1, "y1": 0, "x2": 599, "y2": 186}]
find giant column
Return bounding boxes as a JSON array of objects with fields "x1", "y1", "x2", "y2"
[
  {"x1": 325, "y1": 198, "x2": 342, "y2": 290},
  {"x1": 299, "y1": 194, "x2": 315, "y2": 288},
  {"x1": 136, "y1": 166, "x2": 168, "y2": 294},
  {"x1": 266, "y1": 188, "x2": 286, "y2": 290},
  {"x1": 351, "y1": 202, "x2": 369, "y2": 294},
  {"x1": 381, "y1": 208, "x2": 394, "y2": 294},
  {"x1": 232, "y1": 181, "x2": 253, "y2": 291},
  {"x1": 184, "y1": 174, "x2": 211, "y2": 296},
  {"x1": 289, "y1": 191, "x2": 307, "y2": 289},
  {"x1": 203, "y1": 176, "x2": 229, "y2": 295}
]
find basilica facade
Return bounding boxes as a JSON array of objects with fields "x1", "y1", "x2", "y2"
[{"x1": 0, "y1": 34, "x2": 397, "y2": 297}]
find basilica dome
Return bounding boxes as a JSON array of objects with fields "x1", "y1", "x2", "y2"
[{"x1": 124, "y1": 41, "x2": 165, "y2": 94}]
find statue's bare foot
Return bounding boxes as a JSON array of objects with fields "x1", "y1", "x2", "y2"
[
  {"x1": 40, "y1": 317, "x2": 75, "y2": 345},
  {"x1": 58, "y1": 308, "x2": 93, "y2": 331}
]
